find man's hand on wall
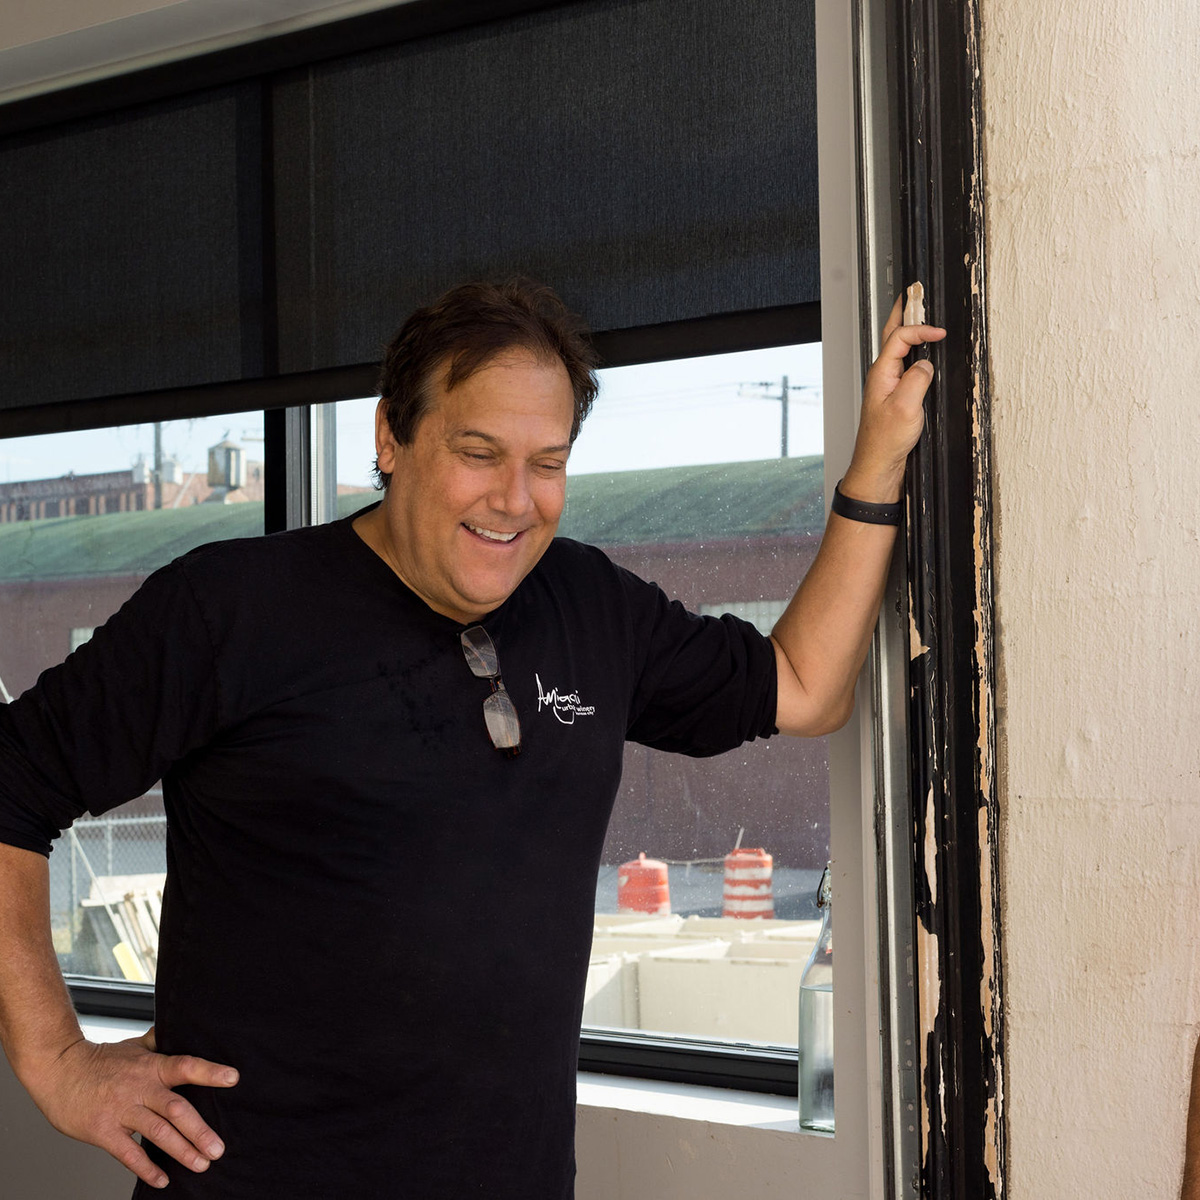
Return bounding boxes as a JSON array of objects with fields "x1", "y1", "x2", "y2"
[{"x1": 839, "y1": 292, "x2": 946, "y2": 506}]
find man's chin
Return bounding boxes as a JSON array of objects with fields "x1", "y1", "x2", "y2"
[{"x1": 451, "y1": 567, "x2": 538, "y2": 619}]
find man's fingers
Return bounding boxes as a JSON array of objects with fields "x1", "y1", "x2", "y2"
[
  {"x1": 158, "y1": 1052, "x2": 239, "y2": 1091},
  {"x1": 155, "y1": 1090, "x2": 227, "y2": 1162},
  {"x1": 101, "y1": 1128, "x2": 169, "y2": 1190},
  {"x1": 131, "y1": 1102, "x2": 217, "y2": 1174},
  {"x1": 886, "y1": 360, "x2": 937, "y2": 415},
  {"x1": 30, "y1": 1037, "x2": 237, "y2": 1187},
  {"x1": 865, "y1": 322, "x2": 946, "y2": 402},
  {"x1": 880, "y1": 321, "x2": 947, "y2": 364}
]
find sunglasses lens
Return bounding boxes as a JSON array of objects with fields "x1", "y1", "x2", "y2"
[
  {"x1": 461, "y1": 626, "x2": 520, "y2": 754},
  {"x1": 460, "y1": 626, "x2": 499, "y2": 678},
  {"x1": 483, "y1": 690, "x2": 521, "y2": 751}
]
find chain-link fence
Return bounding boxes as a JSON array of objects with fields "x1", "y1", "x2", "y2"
[{"x1": 50, "y1": 811, "x2": 167, "y2": 981}]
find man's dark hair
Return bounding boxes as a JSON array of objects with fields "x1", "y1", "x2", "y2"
[{"x1": 374, "y1": 278, "x2": 599, "y2": 487}]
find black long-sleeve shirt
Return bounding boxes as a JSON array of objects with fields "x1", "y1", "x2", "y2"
[{"x1": 0, "y1": 510, "x2": 777, "y2": 1199}]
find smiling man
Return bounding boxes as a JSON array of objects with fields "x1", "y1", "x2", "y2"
[
  {"x1": 0, "y1": 278, "x2": 943, "y2": 1198},
  {"x1": 357, "y1": 349, "x2": 577, "y2": 626}
]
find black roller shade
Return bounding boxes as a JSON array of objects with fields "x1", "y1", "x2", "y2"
[
  {"x1": 273, "y1": 0, "x2": 818, "y2": 372},
  {"x1": 0, "y1": 85, "x2": 266, "y2": 412},
  {"x1": 0, "y1": 0, "x2": 816, "y2": 413}
]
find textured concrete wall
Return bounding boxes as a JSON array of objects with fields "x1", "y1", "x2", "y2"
[{"x1": 981, "y1": 1, "x2": 1200, "y2": 1194}]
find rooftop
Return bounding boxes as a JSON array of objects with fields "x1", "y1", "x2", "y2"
[{"x1": 0, "y1": 457, "x2": 824, "y2": 582}]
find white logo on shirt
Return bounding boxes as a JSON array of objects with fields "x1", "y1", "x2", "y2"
[{"x1": 535, "y1": 673, "x2": 596, "y2": 724}]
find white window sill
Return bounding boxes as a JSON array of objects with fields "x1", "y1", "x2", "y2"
[
  {"x1": 81, "y1": 1015, "x2": 151, "y2": 1043},
  {"x1": 579, "y1": 1072, "x2": 801, "y2": 1132},
  {"x1": 81, "y1": 1017, "x2": 802, "y2": 1134}
]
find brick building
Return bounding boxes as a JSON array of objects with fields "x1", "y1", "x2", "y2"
[{"x1": 0, "y1": 443, "x2": 265, "y2": 524}]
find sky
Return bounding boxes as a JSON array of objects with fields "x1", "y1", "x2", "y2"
[{"x1": 0, "y1": 343, "x2": 823, "y2": 489}]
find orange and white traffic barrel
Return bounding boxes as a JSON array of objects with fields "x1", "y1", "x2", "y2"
[
  {"x1": 722, "y1": 847, "x2": 775, "y2": 918},
  {"x1": 617, "y1": 852, "x2": 671, "y2": 915}
]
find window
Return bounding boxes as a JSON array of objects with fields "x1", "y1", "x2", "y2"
[
  {"x1": 68, "y1": 628, "x2": 94, "y2": 653},
  {"x1": 0, "y1": 9, "x2": 1010, "y2": 1200},
  {"x1": 0, "y1": 414, "x2": 265, "y2": 984},
  {"x1": 4, "y1": 361, "x2": 845, "y2": 1074},
  {"x1": 0, "y1": 1, "x2": 976, "y2": 1192},
  {"x1": 698, "y1": 599, "x2": 789, "y2": 635},
  {"x1": 568, "y1": 343, "x2": 827, "y2": 1051}
]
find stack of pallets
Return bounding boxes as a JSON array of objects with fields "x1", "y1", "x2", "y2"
[{"x1": 80, "y1": 873, "x2": 166, "y2": 982}]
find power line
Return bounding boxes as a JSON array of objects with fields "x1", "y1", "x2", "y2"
[
  {"x1": 597, "y1": 380, "x2": 822, "y2": 424},
  {"x1": 737, "y1": 378, "x2": 822, "y2": 457}
]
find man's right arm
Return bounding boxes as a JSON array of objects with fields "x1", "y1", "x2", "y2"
[{"x1": 0, "y1": 840, "x2": 238, "y2": 1190}]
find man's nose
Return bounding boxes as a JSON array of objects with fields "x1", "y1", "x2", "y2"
[{"x1": 490, "y1": 465, "x2": 533, "y2": 513}]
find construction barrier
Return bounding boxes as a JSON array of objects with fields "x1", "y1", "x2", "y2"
[
  {"x1": 721, "y1": 847, "x2": 775, "y2": 918},
  {"x1": 617, "y1": 852, "x2": 670, "y2": 914}
]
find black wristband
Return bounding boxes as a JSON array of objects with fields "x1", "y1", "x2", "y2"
[{"x1": 830, "y1": 479, "x2": 903, "y2": 526}]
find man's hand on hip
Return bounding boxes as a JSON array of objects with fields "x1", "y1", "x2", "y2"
[{"x1": 24, "y1": 1024, "x2": 238, "y2": 1190}]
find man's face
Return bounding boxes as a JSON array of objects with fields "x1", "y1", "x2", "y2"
[{"x1": 373, "y1": 352, "x2": 575, "y2": 625}]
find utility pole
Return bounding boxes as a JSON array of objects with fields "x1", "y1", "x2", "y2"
[
  {"x1": 737, "y1": 377, "x2": 822, "y2": 458},
  {"x1": 779, "y1": 374, "x2": 788, "y2": 458},
  {"x1": 740, "y1": 376, "x2": 793, "y2": 457}
]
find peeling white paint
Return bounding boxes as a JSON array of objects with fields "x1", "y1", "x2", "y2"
[
  {"x1": 908, "y1": 573, "x2": 931, "y2": 660},
  {"x1": 918, "y1": 918, "x2": 942, "y2": 1168},
  {"x1": 903, "y1": 280, "x2": 926, "y2": 326},
  {"x1": 985, "y1": 1095, "x2": 1001, "y2": 1192},
  {"x1": 979, "y1": 807, "x2": 996, "y2": 1041}
]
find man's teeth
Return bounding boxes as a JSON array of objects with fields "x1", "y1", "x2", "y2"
[{"x1": 465, "y1": 524, "x2": 519, "y2": 543}]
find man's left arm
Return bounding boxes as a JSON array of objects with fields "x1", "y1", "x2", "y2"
[{"x1": 770, "y1": 297, "x2": 945, "y2": 737}]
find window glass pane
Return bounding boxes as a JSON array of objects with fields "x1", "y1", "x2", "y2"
[
  {"x1": 0, "y1": 414, "x2": 265, "y2": 981},
  {"x1": 331, "y1": 342, "x2": 827, "y2": 1051},
  {"x1": 572, "y1": 344, "x2": 827, "y2": 1050},
  {"x1": 325, "y1": 398, "x2": 382, "y2": 519}
]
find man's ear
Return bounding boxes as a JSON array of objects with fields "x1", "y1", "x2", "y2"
[{"x1": 374, "y1": 398, "x2": 399, "y2": 475}]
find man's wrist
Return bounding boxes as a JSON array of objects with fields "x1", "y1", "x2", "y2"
[
  {"x1": 1, "y1": 1001, "x2": 87, "y2": 1086},
  {"x1": 837, "y1": 465, "x2": 905, "y2": 506},
  {"x1": 10, "y1": 1030, "x2": 85, "y2": 1089}
]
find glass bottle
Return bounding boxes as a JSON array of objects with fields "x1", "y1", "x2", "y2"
[{"x1": 798, "y1": 862, "x2": 834, "y2": 1131}]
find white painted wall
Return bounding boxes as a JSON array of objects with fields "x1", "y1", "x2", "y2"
[{"x1": 981, "y1": 0, "x2": 1200, "y2": 1195}]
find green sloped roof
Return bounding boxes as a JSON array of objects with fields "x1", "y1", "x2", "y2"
[
  {"x1": 0, "y1": 458, "x2": 823, "y2": 582},
  {"x1": 558, "y1": 456, "x2": 824, "y2": 545},
  {"x1": 0, "y1": 502, "x2": 265, "y2": 582}
]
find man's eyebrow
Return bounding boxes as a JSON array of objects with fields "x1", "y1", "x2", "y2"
[{"x1": 453, "y1": 428, "x2": 572, "y2": 454}]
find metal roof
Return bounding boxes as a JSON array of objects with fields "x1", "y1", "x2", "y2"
[
  {"x1": 0, "y1": 457, "x2": 824, "y2": 582},
  {"x1": 558, "y1": 456, "x2": 824, "y2": 546}
]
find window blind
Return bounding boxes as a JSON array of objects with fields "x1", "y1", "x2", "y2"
[{"x1": 0, "y1": 0, "x2": 816, "y2": 412}]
